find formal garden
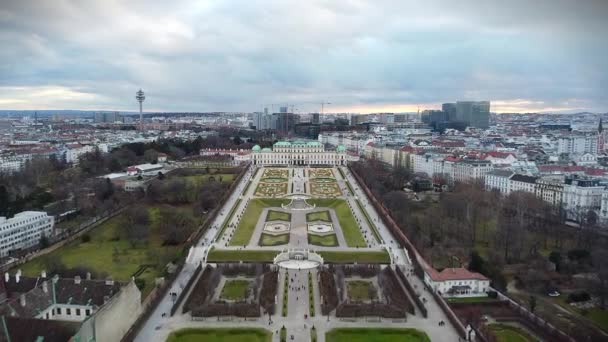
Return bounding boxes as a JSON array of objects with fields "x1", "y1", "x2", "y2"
[
  {"x1": 230, "y1": 199, "x2": 290, "y2": 246},
  {"x1": 319, "y1": 265, "x2": 413, "y2": 318},
  {"x1": 183, "y1": 264, "x2": 278, "y2": 317}
]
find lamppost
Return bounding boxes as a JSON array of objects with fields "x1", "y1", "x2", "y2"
[{"x1": 136, "y1": 89, "x2": 145, "y2": 131}]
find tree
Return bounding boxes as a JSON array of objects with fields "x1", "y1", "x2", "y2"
[
  {"x1": 0, "y1": 185, "x2": 8, "y2": 217},
  {"x1": 529, "y1": 295, "x2": 537, "y2": 313},
  {"x1": 143, "y1": 149, "x2": 159, "y2": 164},
  {"x1": 123, "y1": 205, "x2": 150, "y2": 246},
  {"x1": 39, "y1": 234, "x2": 50, "y2": 249},
  {"x1": 468, "y1": 251, "x2": 485, "y2": 274}
]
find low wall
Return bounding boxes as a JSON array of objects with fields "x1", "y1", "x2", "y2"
[
  {"x1": 395, "y1": 266, "x2": 426, "y2": 317},
  {"x1": 170, "y1": 263, "x2": 203, "y2": 316}
]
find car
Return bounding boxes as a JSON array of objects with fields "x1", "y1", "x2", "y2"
[{"x1": 548, "y1": 290, "x2": 561, "y2": 297}]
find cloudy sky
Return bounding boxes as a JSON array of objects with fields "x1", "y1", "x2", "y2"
[{"x1": 0, "y1": 0, "x2": 607, "y2": 113}]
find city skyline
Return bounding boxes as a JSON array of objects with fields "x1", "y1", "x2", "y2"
[{"x1": 0, "y1": 0, "x2": 607, "y2": 113}]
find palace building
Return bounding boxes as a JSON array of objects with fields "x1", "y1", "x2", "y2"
[{"x1": 251, "y1": 141, "x2": 346, "y2": 166}]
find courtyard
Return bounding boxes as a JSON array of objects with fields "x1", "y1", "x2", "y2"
[{"x1": 167, "y1": 328, "x2": 272, "y2": 342}]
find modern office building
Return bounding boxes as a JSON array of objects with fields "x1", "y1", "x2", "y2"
[
  {"x1": 455, "y1": 101, "x2": 490, "y2": 129},
  {"x1": 0, "y1": 211, "x2": 54, "y2": 257},
  {"x1": 441, "y1": 103, "x2": 457, "y2": 121}
]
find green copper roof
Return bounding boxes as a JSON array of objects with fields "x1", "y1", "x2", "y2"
[
  {"x1": 252, "y1": 145, "x2": 261, "y2": 151},
  {"x1": 274, "y1": 141, "x2": 291, "y2": 146},
  {"x1": 262, "y1": 147, "x2": 272, "y2": 151},
  {"x1": 336, "y1": 145, "x2": 346, "y2": 152}
]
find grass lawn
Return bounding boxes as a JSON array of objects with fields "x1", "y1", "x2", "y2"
[
  {"x1": 308, "y1": 234, "x2": 339, "y2": 247},
  {"x1": 447, "y1": 296, "x2": 498, "y2": 304},
  {"x1": 306, "y1": 210, "x2": 331, "y2": 222},
  {"x1": 266, "y1": 210, "x2": 291, "y2": 222},
  {"x1": 18, "y1": 205, "x2": 200, "y2": 297},
  {"x1": 347, "y1": 280, "x2": 376, "y2": 302},
  {"x1": 259, "y1": 233, "x2": 290, "y2": 246},
  {"x1": 179, "y1": 173, "x2": 235, "y2": 186},
  {"x1": 167, "y1": 328, "x2": 271, "y2": 342},
  {"x1": 318, "y1": 250, "x2": 391, "y2": 264},
  {"x1": 220, "y1": 279, "x2": 251, "y2": 301},
  {"x1": 308, "y1": 199, "x2": 366, "y2": 247},
  {"x1": 216, "y1": 198, "x2": 241, "y2": 242},
  {"x1": 231, "y1": 199, "x2": 290, "y2": 246},
  {"x1": 326, "y1": 328, "x2": 430, "y2": 342},
  {"x1": 487, "y1": 324, "x2": 536, "y2": 342},
  {"x1": 587, "y1": 307, "x2": 608, "y2": 333},
  {"x1": 356, "y1": 200, "x2": 382, "y2": 243},
  {"x1": 207, "y1": 248, "x2": 280, "y2": 263}
]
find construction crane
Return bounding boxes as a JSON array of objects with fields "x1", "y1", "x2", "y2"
[{"x1": 320, "y1": 101, "x2": 331, "y2": 115}]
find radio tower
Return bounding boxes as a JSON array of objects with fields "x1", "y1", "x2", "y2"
[{"x1": 135, "y1": 89, "x2": 145, "y2": 131}]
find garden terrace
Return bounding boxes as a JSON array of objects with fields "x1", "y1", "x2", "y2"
[
  {"x1": 182, "y1": 263, "x2": 278, "y2": 318},
  {"x1": 323, "y1": 266, "x2": 411, "y2": 319}
]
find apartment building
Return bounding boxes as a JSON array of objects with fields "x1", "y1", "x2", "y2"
[{"x1": 0, "y1": 211, "x2": 54, "y2": 257}]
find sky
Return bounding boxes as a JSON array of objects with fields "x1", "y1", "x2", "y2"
[{"x1": 0, "y1": 0, "x2": 607, "y2": 114}]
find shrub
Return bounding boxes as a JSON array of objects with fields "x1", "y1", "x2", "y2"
[
  {"x1": 567, "y1": 291, "x2": 590, "y2": 303},
  {"x1": 81, "y1": 234, "x2": 91, "y2": 243}
]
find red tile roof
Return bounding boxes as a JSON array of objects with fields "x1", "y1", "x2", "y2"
[{"x1": 426, "y1": 267, "x2": 489, "y2": 282}]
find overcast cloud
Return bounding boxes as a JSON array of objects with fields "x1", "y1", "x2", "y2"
[{"x1": 0, "y1": 0, "x2": 606, "y2": 113}]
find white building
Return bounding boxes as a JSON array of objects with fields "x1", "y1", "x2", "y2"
[
  {"x1": 484, "y1": 170, "x2": 514, "y2": 194},
  {"x1": 0, "y1": 211, "x2": 54, "y2": 257},
  {"x1": 251, "y1": 141, "x2": 346, "y2": 166},
  {"x1": 562, "y1": 179, "x2": 605, "y2": 220},
  {"x1": 64, "y1": 144, "x2": 95, "y2": 164},
  {"x1": 424, "y1": 267, "x2": 490, "y2": 298},
  {"x1": 557, "y1": 134, "x2": 598, "y2": 155},
  {"x1": 452, "y1": 159, "x2": 493, "y2": 184},
  {"x1": 126, "y1": 163, "x2": 164, "y2": 176}
]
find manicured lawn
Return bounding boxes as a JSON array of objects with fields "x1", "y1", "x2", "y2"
[
  {"x1": 207, "y1": 248, "x2": 280, "y2": 263},
  {"x1": 318, "y1": 250, "x2": 391, "y2": 264},
  {"x1": 167, "y1": 328, "x2": 272, "y2": 342},
  {"x1": 487, "y1": 324, "x2": 536, "y2": 342},
  {"x1": 266, "y1": 210, "x2": 291, "y2": 222},
  {"x1": 447, "y1": 296, "x2": 498, "y2": 304},
  {"x1": 308, "y1": 233, "x2": 339, "y2": 247},
  {"x1": 216, "y1": 198, "x2": 241, "y2": 242},
  {"x1": 220, "y1": 279, "x2": 251, "y2": 301},
  {"x1": 259, "y1": 233, "x2": 290, "y2": 246},
  {"x1": 306, "y1": 210, "x2": 331, "y2": 222},
  {"x1": 231, "y1": 199, "x2": 290, "y2": 246},
  {"x1": 347, "y1": 280, "x2": 376, "y2": 302},
  {"x1": 326, "y1": 328, "x2": 430, "y2": 342},
  {"x1": 308, "y1": 199, "x2": 366, "y2": 247},
  {"x1": 356, "y1": 200, "x2": 382, "y2": 243},
  {"x1": 18, "y1": 205, "x2": 200, "y2": 297}
]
